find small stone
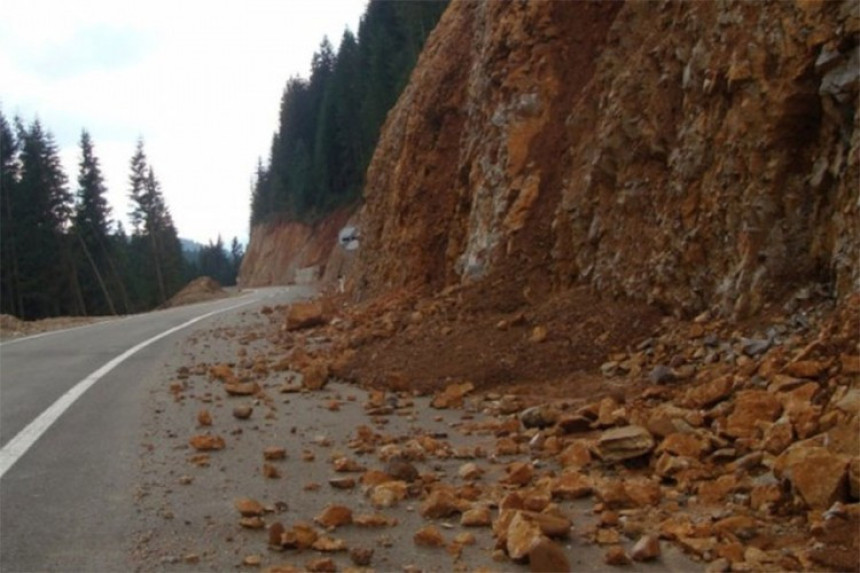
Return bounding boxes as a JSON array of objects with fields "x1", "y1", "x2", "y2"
[
  {"x1": 741, "y1": 337, "x2": 771, "y2": 356},
  {"x1": 183, "y1": 553, "x2": 199, "y2": 564},
  {"x1": 680, "y1": 375, "x2": 733, "y2": 409},
  {"x1": 762, "y1": 418, "x2": 794, "y2": 455},
  {"x1": 495, "y1": 437, "x2": 520, "y2": 456},
  {"x1": 604, "y1": 545, "x2": 631, "y2": 566},
  {"x1": 285, "y1": 523, "x2": 319, "y2": 549},
  {"x1": 242, "y1": 554, "x2": 262, "y2": 567},
  {"x1": 649, "y1": 364, "x2": 676, "y2": 384},
  {"x1": 262, "y1": 463, "x2": 281, "y2": 479},
  {"x1": 188, "y1": 453, "x2": 210, "y2": 466},
  {"x1": 557, "y1": 415, "x2": 593, "y2": 434},
  {"x1": 623, "y1": 477, "x2": 662, "y2": 507},
  {"x1": 353, "y1": 513, "x2": 397, "y2": 527},
  {"x1": 506, "y1": 512, "x2": 545, "y2": 560},
  {"x1": 209, "y1": 364, "x2": 237, "y2": 383},
  {"x1": 385, "y1": 458, "x2": 419, "y2": 482},
  {"x1": 369, "y1": 481, "x2": 408, "y2": 508},
  {"x1": 630, "y1": 534, "x2": 660, "y2": 561},
  {"x1": 263, "y1": 446, "x2": 287, "y2": 461},
  {"x1": 305, "y1": 557, "x2": 336, "y2": 572},
  {"x1": 461, "y1": 506, "x2": 492, "y2": 527},
  {"x1": 284, "y1": 300, "x2": 326, "y2": 330},
  {"x1": 596, "y1": 425, "x2": 655, "y2": 462},
  {"x1": 531, "y1": 325, "x2": 548, "y2": 343},
  {"x1": 315, "y1": 505, "x2": 353, "y2": 529},
  {"x1": 502, "y1": 461, "x2": 534, "y2": 486},
  {"x1": 784, "y1": 360, "x2": 827, "y2": 379},
  {"x1": 698, "y1": 474, "x2": 738, "y2": 505},
  {"x1": 774, "y1": 445, "x2": 850, "y2": 509},
  {"x1": 726, "y1": 390, "x2": 782, "y2": 438},
  {"x1": 268, "y1": 522, "x2": 285, "y2": 547},
  {"x1": 713, "y1": 515, "x2": 758, "y2": 540},
  {"x1": 414, "y1": 524, "x2": 445, "y2": 547},
  {"x1": 225, "y1": 382, "x2": 260, "y2": 396},
  {"x1": 312, "y1": 535, "x2": 346, "y2": 552},
  {"x1": 458, "y1": 462, "x2": 484, "y2": 480},
  {"x1": 349, "y1": 547, "x2": 374, "y2": 567},
  {"x1": 240, "y1": 516, "x2": 265, "y2": 529},
  {"x1": 558, "y1": 441, "x2": 592, "y2": 468},
  {"x1": 189, "y1": 434, "x2": 225, "y2": 451},
  {"x1": 235, "y1": 498, "x2": 265, "y2": 517},
  {"x1": 233, "y1": 405, "x2": 253, "y2": 419},
  {"x1": 197, "y1": 409, "x2": 212, "y2": 426},
  {"x1": 551, "y1": 471, "x2": 593, "y2": 499},
  {"x1": 328, "y1": 477, "x2": 356, "y2": 490},
  {"x1": 431, "y1": 381, "x2": 474, "y2": 409},
  {"x1": 420, "y1": 489, "x2": 468, "y2": 518},
  {"x1": 300, "y1": 362, "x2": 329, "y2": 391},
  {"x1": 521, "y1": 511, "x2": 572, "y2": 538},
  {"x1": 333, "y1": 457, "x2": 365, "y2": 472},
  {"x1": 596, "y1": 528, "x2": 621, "y2": 545},
  {"x1": 529, "y1": 538, "x2": 571, "y2": 572},
  {"x1": 520, "y1": 405, "x2": 559, "y2": 429}
]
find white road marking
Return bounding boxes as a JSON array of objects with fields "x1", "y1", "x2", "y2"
[{"x1": 0, "y1": 297, "x2": 259, "y2": 480}]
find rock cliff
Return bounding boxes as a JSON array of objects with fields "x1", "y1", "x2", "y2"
[
  {"x1": 354, "y1": 0, "x2": 859, "y2": 317},
  {"x1": 238, "y1": 208, "x2": 356, "y2": 287}
]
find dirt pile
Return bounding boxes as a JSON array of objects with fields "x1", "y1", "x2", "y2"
[
  {"x1": 354, "y1": 0, "x2": 858, "y2": 318},
  {"x1": 163, "y1": 276, "x2": 228, "y2": 308},
  {"x1": 0, "y1": 313, "x2": 105, "y2": 341}
]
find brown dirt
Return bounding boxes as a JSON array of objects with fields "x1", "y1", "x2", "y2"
[
  {"x1": 162, "y1": 276, "x2": 230, "y2": 308},
  {"x1": 0, "y1": 314, "x2": 112, "y2": 341},
  {"x1": 312, "y1": 277, "x2": 663, "y2": 403}
]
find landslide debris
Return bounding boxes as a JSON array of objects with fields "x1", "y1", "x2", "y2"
[
  {"x1": 162, "y1": 276, "x2": 230, "y2": 308},
  {"x1": 134, "y1": 279, "x2": 859, "y2": 572}
]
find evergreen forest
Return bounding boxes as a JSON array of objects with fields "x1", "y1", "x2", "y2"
[
  {"x1": 250, "y1": 0, "x2": 447, "y2": 225},
  {"x1": 0, "y1": 113, "x2": 243, "y2": 320}
]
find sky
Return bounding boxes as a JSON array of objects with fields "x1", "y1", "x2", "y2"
[{"x1": 0, "y1": 0, "x2": 368, "y2": 245}]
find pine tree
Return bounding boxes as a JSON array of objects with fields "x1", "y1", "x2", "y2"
[
  {"x1": 126, "y1": 142, "x2": 185, "y2": 308},
  {"x1": 128, "y1": 139, "x2": 149, "y2": 234},
  {"x1": 230, "y1": 237, "x2": 244, "y2": 285},
  {"x1": 0, "y1": 108, "x2": 23, "y2": 316},
  {"x1": 249, "y1": 0, "x2": 448, "y2": 226},
  {"x1": 74, "y1": 130, "x2": 118, "y2": 315},
  {"x1": 14, "y1": 120, "x2": 78, "y2": 318}
]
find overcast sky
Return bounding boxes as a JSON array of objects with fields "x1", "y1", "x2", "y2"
[{"x1": 0, "y1": 0, "x2": 368, "y2": 245}]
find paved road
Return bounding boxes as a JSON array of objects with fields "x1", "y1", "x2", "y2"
[{"x1": 0, "y1": 287, "x2": 310, "y2": 573}]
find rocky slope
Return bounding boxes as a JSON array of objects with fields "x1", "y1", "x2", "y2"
[
  {"x1": 354, "y1": 0, "x2": 859, "y2": 318},
  {"x1": 238, "y1": 209, "x2": 356, "y2": 288}
]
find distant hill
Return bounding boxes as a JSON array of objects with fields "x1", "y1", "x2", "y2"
[
  {"x1": 179, "y1": 238, "x2": 205, "y2": 262},
  {"x1": 179, "y1": 238, "x2": 204, "y2": 253}
]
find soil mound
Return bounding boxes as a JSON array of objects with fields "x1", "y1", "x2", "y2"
[{"x1": 164, "y1": 276, "x2": 229, "y2": 308}]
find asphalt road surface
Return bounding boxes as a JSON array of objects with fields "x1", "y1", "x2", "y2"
[{"x1": 0, "y1": 287, "x2": 310, "y2": 572}]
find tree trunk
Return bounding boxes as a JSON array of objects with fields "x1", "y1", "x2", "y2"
[
  {"x1": 149, "y1": 231, "x2": 166, "y2": 304},
  {"x1": 78, "y1": 233, "x2": 117, "y2": 315}
]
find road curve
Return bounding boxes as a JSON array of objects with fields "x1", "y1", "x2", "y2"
[{"x1": 0, "y1": 287, "x2": 311, "y2": 572}]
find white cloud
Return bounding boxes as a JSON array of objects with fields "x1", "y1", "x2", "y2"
[{"x1": 1, "y1": 0, "x2": 368, "y2": 244}]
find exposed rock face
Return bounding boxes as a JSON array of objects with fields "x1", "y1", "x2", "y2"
[
  {"x1": 354, "y1": 0, "x2": 859, "y2": 317},
  {"x1": 239, "y1": 208, "x2": 355, "y2": 288}
]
